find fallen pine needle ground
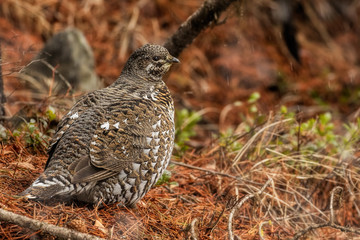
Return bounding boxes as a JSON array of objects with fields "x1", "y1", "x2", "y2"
[{"x1": 1, "y1": 114, "x2": 360, "y2": 239}]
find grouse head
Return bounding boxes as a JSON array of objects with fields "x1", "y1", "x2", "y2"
[{"x1": 122, "y1": 44, "x2": 180, "y2": 82}]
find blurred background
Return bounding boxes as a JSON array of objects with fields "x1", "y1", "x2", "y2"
[{"x1": 1, "y1": 0, "x2": 359, "y2": 135}]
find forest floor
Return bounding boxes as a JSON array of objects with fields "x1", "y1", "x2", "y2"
[{"x1": 1, "y1": 0, "x2": 360, "y2": 239}]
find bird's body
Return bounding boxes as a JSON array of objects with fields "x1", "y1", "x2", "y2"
[{"x1": 21, "y1": 44, "x2": 179, "y2": 206}]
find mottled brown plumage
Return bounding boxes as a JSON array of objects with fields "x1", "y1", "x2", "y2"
[{"x1": 21, "y1": 44, "x2": 179, "y2": 206}]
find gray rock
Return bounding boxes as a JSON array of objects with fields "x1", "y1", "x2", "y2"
[{"x1": 19, "y1": 27, "x2": 101, "y2": 99}]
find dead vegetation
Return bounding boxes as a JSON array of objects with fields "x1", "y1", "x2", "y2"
[{"x1": 1, "y1": 113, "x2": 360, "y2": 239}]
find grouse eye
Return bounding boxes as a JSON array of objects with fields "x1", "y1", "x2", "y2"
[{"x1": 152, "y1": 56, "x2": 160, "y2": 61}]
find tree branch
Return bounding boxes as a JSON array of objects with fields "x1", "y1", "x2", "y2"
[
  {"x1": 164, "y1": 0, "x2": 239, "y2": 57},
  {"x1": 0, "y1": 208, "x2": 103, "y2": 240}
]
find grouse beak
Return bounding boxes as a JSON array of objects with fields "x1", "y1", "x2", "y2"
[{"x1": 169, "y1": 56, "x2": 180, "y2": 64}]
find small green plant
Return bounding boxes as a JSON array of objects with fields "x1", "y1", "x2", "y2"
[
  {"x1": 46, "y1": 106, "x2": 57, "y2": 122},
  {"x1": 295, "y1": 112, "x2": 338, "y2": 152},
  {"x1": 268, "y1": 110, "x2": 360, "y2": 162},
  {"x1": 175, "y1": 109, "x2": 201, "y2": 154},
  {"x1": 338, "y1": 118, "x2": 360, "y2": 157},
  {"x1": 156, "y1": 169, "x2": 178, "y2": 186},
  {"x1": 239, "y1": 92, "x2": 267, "y2": 133},
  {"x1": 13, "y1": 119, "x2": 49, "y2": 152},
  {"x1": 156, "y1": 170, "x2": 171, "y2": 185},
  {"x1": 13, "y1": 106, "x2": 57, "y2": 152},
  {"x1": 248, "y1": 91, "x2": 260, "y2": 113},
  {"x1": 280, "y1": 105, "x2": 295, "y2": 119},
  {"x1": 218, "y1": 128, "x2": 242, "y2": 152},
  {"x1": 222, "y1": 98, "x2": 360, "y2": 170}
]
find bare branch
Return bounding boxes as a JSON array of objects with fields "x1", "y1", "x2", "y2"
[
  {"x1": 164, "y1": 0, "x2": 239, "y2": 57},
  {"x1": 0, "y1": 208, "x2": 103, "y2": 240}
]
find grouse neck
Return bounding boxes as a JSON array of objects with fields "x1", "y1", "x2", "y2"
[
  {"x1": 112, "y1": 71, "x2": 165, "y2": 87},
  {"x1": 110, "y1": 73, "x2": 169, "y2": 97}
]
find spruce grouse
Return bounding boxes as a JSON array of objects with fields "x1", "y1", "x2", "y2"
[{"x1": 21, "y1": 44, "x2": 180, "y2": 206}]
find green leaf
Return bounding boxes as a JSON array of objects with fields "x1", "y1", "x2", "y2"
[
  {"x1": 248, "y1": 92, "x2": 261, "y2": 103},
  {"x1": 46, "y1": 106, "x2": 57, "y2": 122}
]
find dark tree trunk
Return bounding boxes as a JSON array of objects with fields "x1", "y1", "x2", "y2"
[{"x1": 164, "y1": 0, "x2": 239, "y2": 57}]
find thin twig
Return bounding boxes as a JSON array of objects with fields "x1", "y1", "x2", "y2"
[
  {"x1": 190, "y1": 218, "x2": 199, "y2": 240},
  {"x1": 228, "y1": 187, "x2": 241, "y2": 240},
  {"x1": 292, "y1": 223, "x2": 360, "y2": 240},
  {"x1": 48, "y1": 64, "x2": 59, "y2": 97},
  {"x1": 345, "y1": 168, "x2": 360, "y2": 218},
  {"x1": 171, "y1": 161, "x2": 272, "y2": 188},
  {"x1": 0, "y1": 208, "x2": 103, "y2": 240},
  {"x1": 171, "y1": 160, "x2": 240, "y2": 181},
  {"x1": 329, "y1": 186, "x2": 342, "y2": 224},
  {"x1": 259, "y1": 220, "x2": 271, "y2": 240},
  {"x1": 228, "y1": 179, "x2": 272, "y2": 240},
  {"x1": 206, "y1": 200, "x2": 228, "y2": 234},
  {"x1": 18, "y1": 59, "x2": 72, "y2": 97},
  {"x1": 292, "y1": 186, "x2": 360, "y2": 239}
]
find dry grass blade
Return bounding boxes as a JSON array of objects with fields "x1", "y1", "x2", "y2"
[
  {"x1": 232, "y1": 118, "x2": 292, "y2": 166},
  {"x1": 228, "y1": 178, "x2": 272, "y2": 240},
  {"x1": 259, "y1": 220, "x2": 271, "y2": 240}
]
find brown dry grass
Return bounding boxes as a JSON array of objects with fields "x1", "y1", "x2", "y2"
[{"x1": 1, "y1": 115, "x2": 360, "y2": 239}]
